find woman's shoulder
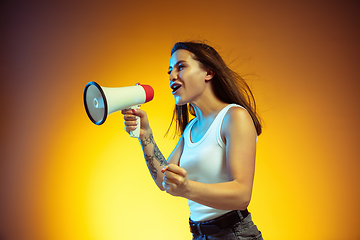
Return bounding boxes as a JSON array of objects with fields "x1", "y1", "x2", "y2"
[
  {"x1": 222, "y1": 105, "x2": 256, "y2": 137},
  {"x1": 224, "y1": 106, "x2": 251, "y2": 123},
  {"x1": 228, "y1": 104, "x2": 249, "y2": 114}
]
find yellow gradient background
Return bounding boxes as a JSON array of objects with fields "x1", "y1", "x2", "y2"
[{"x1": 1, "y1": 1, "x2": 359, "y2": 239}]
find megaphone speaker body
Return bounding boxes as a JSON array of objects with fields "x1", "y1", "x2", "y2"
[{"x1": 83, "y1": 81, "x2": 154, "y2": 137}]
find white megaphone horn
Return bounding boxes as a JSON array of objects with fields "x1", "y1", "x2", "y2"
[{"x1": 83, "y1": 81, "x2": 154, "y2": 138}]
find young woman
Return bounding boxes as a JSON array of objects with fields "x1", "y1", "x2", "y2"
[{"x1": 122, "y1": 41, "x2": 263, "y2": 240}]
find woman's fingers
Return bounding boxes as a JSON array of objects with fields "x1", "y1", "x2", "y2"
[
  {"x1": 121, "y1": 109, "x2": 135, "y2": 115},
  {"x1": 162, "y1": 164, "x2": 187, "y2": 185},
  {"x1": 163, "y1": 168, "x2": 186, "y2": 186},
  {"x1": 161, "y1": 164, "x2": 189, "y2": 196},
  {"x1": 124, "y1": 114, "x2": 138, "y2": 121},
  {"x1": 121, "y1": 109, "x2": 139, "y2": 133},
  {"x1": 121, "y1": 108, "x2": 151, "y2": 138},
  {"x1": 124, "y1": 117, "x2": 138, "y2": 127},
  {"x1": 164, "y1": 164, "x2": 187, "y2": 177}
]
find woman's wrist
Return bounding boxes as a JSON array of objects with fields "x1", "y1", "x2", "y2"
[{"x1": 139, "y1": 128, "x2": 152, "y2": 140}]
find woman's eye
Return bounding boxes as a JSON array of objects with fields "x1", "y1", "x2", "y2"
[{"x1": 179, "y1": 65, "x2": 185, "y2": 70}]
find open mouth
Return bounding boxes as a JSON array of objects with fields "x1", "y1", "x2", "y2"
[{"x1": 171, "y1": 83, "x2": 182, "y2": 93}]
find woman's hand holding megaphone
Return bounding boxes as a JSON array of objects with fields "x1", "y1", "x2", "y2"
[{"x1": 121, "y1": 108, "x2": 151, "y2": 140}]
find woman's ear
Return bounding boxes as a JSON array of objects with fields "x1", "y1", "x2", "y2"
[{"x1": 204, "y1": 69, "x2": 215, "y2": 82}]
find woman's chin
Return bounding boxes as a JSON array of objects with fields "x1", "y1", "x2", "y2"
[{"x1": 174, "y1": 96, "x2": 187, "y2": 106}]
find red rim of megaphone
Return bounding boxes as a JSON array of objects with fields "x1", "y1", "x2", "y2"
[{"x1": 83, "y1": 81, "x2": 108, "y2": 125}]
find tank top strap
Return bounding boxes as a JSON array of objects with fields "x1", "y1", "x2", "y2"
[{"x1": 215, "y1": 104, "x2": 247, "y2": 148}]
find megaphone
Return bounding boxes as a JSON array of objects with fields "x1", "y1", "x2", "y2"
[{"x1": 83, "y1": 81, "x2": 154, "y2": 138}]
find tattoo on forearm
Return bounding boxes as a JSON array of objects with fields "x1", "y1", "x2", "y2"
[
  {"x1": 141, "y1": 133, "x2": 154, "y2": 147},
  {"x1": 145, "y1": 154, "x2": 158, "y2": 180},
  {"x1": 141, "y1": 133, "x2": 167, "y2": 180},
  {"x1": 154, "y1": 143, "x2": 167, "y2": 166}
]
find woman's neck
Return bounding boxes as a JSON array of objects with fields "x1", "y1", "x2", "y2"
[
  {"x1": 188, "y1": 82, "x2": 228, "y2": 124},
  {"x1": 191, "y1": 99, "x2": 228, "y2": 125}
]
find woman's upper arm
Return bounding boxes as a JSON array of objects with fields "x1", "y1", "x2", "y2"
[
  {"x1": 167, "y1": 136, "x2": 184, "y2": 166},
  {"x1": 222, "y1": 107, "x2": 258, "y2": 188}
]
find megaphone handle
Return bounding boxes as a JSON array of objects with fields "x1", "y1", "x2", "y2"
[{"x1": 129, "y1": 105, "x2": 141, "y2": 138}]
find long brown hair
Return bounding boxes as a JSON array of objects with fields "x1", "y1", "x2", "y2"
[{"x1": 167, "y1": 41, "x2": 262, "y2": 137}]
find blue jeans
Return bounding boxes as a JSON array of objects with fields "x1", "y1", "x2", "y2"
[{"x1": 192, "y1": 211, "x2": 263, "y2": 240}]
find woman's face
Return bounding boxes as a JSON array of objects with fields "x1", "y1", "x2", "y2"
[{"x1": 168, "y1": 49, "x2": 210, "y2": 105}]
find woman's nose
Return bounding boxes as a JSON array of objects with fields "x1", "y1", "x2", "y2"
[{"x1": 169, "y1": 71, "x2": 177, "y2": 81}]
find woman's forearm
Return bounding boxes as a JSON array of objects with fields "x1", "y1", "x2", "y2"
[
  {"x1": 139, "y1": 131, "x2": 167, "y2": 190},
  {"x1": 184, "y1": 180, "x2": 252, "y2": 210},
  {"x1": 163, "y1": 164, "x2": 253, "y2": 210}
]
